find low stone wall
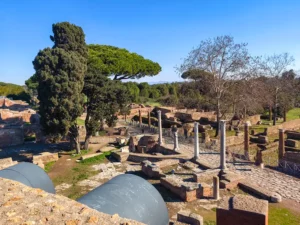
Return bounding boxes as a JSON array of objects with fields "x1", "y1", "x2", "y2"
[
  {"x1": 0, "y1": 157, "x2": 18, "y2": 170},
  {"x1": 141, "y1": 161, "x2": 164, "y2": 179},
  {"x1": 226, "y1": 133, "x2": 244, "y2": 146},
  {"x1": 217, "y1": 195, "x2": 268, "y2": 225},
  {"x1": 160, "y1": 176, "x2": 212, "y2": 202},
  {"x1": 32, "y1": 152, "x2": 59, "y2": 166},
  {"x1": 0, "y1": 127, "x2": 24, "y2": 147},
  {"x1": 283, "y1": 152, "x2": 300, "y2": 164},
  {"x1": 265, "y1": 119, "x2": 300, "y2": 135},
  {"x1": 0, "y1": 177, "x2": 144, "y2": 225},
  {"x1": 244, "y1": 114, "x2": 261, "y2": 125},
  {"x1": 153, "y1": 144, "x2": 180, "y2": 155},
  {"x1": 177, "y1": 210, "x2": 203, "y2": 225},
  {"x1": 286, "y1": 131, "x2": 300, "y2": 140}
]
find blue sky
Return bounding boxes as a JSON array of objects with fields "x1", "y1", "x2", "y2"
[{"x1": 1, "y1": 0, "x2": 300, "y2": 85}]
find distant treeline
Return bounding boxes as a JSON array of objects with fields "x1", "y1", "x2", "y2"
[
  {"x1": 123, "y1": 81, "x2": 180, "y2": 105},
  {"x1": 0, "y1": 82, "x2": 30, "y2": 103}
]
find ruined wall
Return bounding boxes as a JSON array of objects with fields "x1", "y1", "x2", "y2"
[
  {"x1": 245, "y1": 115, "x2": 261, "y2": 125},
  {"x1": 0, "y1": 127, "x2": 24, "y2": 147},
  {"x1": 226, "y1": 133, "x2": 244, "y2": 146},
  {"x1": 283, "y1": 152, "x2": 300, "y2": 164},
  {"x1": 0, "y1": 177, "x2": 144, "y2": 225},
  {"x1": 265, "y1": 119, "x2": 300, "y2": 135}
]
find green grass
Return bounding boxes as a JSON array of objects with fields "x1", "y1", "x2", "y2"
[
  {"x1": 76, "y1": 117, "x2": 85, "y2": 125},
  {"x1": 80, "y1": 151, "x2": 112, "y2": 165},
  {"x1": 286, "y1": 108, "x2": 300, "y2": 121},
  {"x1": 145, "y1": 100, "x2": 161, "y2": 107},
  {"x1": 71, "y1": 148, "x2": 91, "y2": 158},
  {"x1": 44, "y1": 161, "x2": 56, "y2": 173},
  {"x1": 269, "y1": 204, "x2": 300, "y2": 225}
]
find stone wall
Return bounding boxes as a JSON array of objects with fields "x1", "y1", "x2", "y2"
[
  {"x1": 265, "y1": 119, "x2": 300, "y2": 135},
  {"x1": 217, "y1": 195, "x2": 268, "y2": 225},
  {"x1": 0, "y1": 177, "x2": 144, "y2": 225},
  {"x1": 226, "y1": 133, "x2": 244, "y2": 146},
  {"x1": 0, "y1": 127, "x2": 24, "y2": 147},
  {"x1": 243, "y1": 114, "x2": 261, "y2": 125},
  {"x1": 283, "y1": 152, "x2": 300, "y2": 164}
]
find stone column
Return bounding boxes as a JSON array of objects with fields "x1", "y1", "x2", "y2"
[
  {"x1": 157, "y1": 110, "x2": 163, "y2": 145},
  {"x1": 124, "y1": 114, "x2": 127, "y2": 122},
  {"x1": 139, "y1": 110, "x2": 142, "y2": 127},
  {"x1": 279, "y1": 129, "x2": 285, "y2": 160},
  {"x1": 220, "y1": 120, "x2": 227, "y2": 171},
  {"x1": 148, "y1": 111, "x2": 151, "y2": 128},
  {"x1": 194, "y1": 122, "x2": 199, "y2": 159},
  {"x1": 213, "y1": 176, "x2": 219, "y2": 200},
  {"x1": 244, "y1": 123, "x2": 250, "y2": 160},
  {"x1": 174, "y1": 131, "x2": 179, "y2": 151}
]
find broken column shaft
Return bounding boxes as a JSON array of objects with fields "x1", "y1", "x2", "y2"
[
  {"x1": 213, "y1": 176, "x2": 220, "y2": 200},
  {"x1": 244, "y1": 123, "x2": 250, "y2": 160},
  {"x1": 174, "y1": 131, "x2": 179, "y2": 151},
  {"x1": 158, "y1": 110, "x2": 163, "y2": 145},
  {"x1": 194, "y1": 122, "x2": 199, "y2": 159},
  {"x1": 220, "y1": 120, "x2": 227, "y2": 171}
]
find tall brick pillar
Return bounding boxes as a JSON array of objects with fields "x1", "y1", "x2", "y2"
[
  {"x1": 139, "y1": 110, "x2": 142, "y2": 127},
  {"x1": 244, "y1": 123, "x2": 250, "y2": 160},
  {"x1": 148, "y1": 111, "x2": 151, "y2": 128},
  {"x1": 278, "y1": 129, "x2": 285, "y2": 160}
]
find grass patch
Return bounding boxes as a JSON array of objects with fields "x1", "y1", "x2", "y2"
[
  {"x1": 286, "y1": 108, "x2": 300, "y2": 121},
  {"x1": 80, "y1": 151, "x2": 112, "y2": 165},
  {"x1": 145, "y1": 100, "x2": 161, "y2": 107},
  {"x1": 269, "y1": 204, "x2": 300, "y2": 225},
  {"x1": 71, "y1": 148, "x2": 91, "y2": 158},
  {"x1": 76, "y1": 117, "x2": 85, "y2": 126},
  {"x1": 67, "y1": 184, "x2": 85, "y2": 200},
  {"x1": 44, "y1": 161, "x2": 56, "y2": 173}
]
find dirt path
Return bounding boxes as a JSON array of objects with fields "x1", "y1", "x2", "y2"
[{"x1": 48, "y1": 155, "x2": 76, "y2": 180}]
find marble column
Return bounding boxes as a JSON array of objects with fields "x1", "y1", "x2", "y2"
[
  {"x1": 158, "y1": 110, "x2": 163, "y2": 145},
  {"x1": 220, "y1": 120, "x2": 227, "y2": 171},
  {"x1": 244, "y1": 123, "x2": 250, "y2": 160},
  {"x1": 174, "y1": 131, "x2": 179, "y2": 151},
  {"x1": 213, "y1": 176, "x2": 220, "y2": 200},
  {"x1": 194, "y1": 122, "x2": 199, "y2": 159}
]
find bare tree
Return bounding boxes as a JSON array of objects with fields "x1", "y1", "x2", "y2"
[
  {"x1": 258, "y1": 53, "x2": 294, "y2": 125},
  {"x1": 177, "y1": 35, "x2": 250, "y2": 136}
]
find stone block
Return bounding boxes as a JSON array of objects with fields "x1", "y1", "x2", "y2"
[
  {"x1": 32, "y1": 152, "x2": 59, "y2": 164},
  {"x1": 217, "y1": 195, "x2": 268, "y2": 225},
  {"x1": 177, "y1": 210, "x2": 203, "y2": 225},
  {"x1": 80, "y1": 153, "x2": 103, "y2": 160},
  {"x1": 111, "y1": 152, "x2": 129, "y2": 162},
  {"x1": 285, "y1": 139, "x2": 299, "y2": 148},
  {"x1": 239, "y1": 181, "x2": 282, "y2": 203}
]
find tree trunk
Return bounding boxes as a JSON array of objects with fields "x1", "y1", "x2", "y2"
[
  {"x1": 84, "y1": 112, "x2": 91, "y2": 150},
  {"x1": 283, "y1": 108, "x2": 287, "y2": 122},
  {"x1": 70, "y1": 125, "x2": 80, "y2": 154},
  {"x1": 269, "y1": 105, "x2": 272, "y2": 121},
  {"x1": 215, "y1": 99, "x2": 220, "y2": 137},
  {"x1": 74, "y1": 137, "x2": 81, "y2": 154},
  {"x1": 84, "y1": 135, "x2": 91, "y2": 150}
]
